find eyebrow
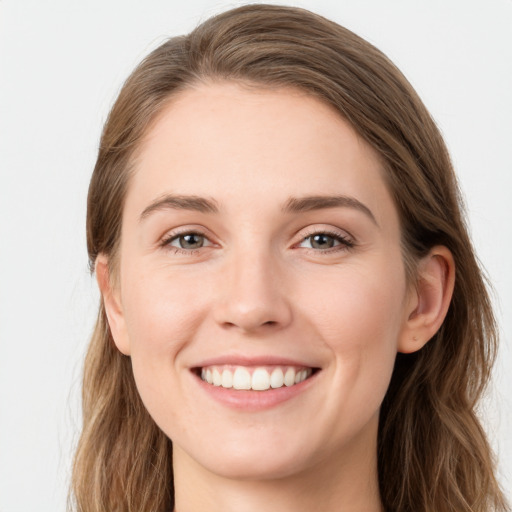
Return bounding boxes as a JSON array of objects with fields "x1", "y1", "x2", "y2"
[
  {"x1": 282, "y1": 195, "x2": 378, "y2": 226},
  {"x1": 139, "y1": 194, "x2": 219, "y2": 220},
  {"x1": 139, "y1": 193, "x2": 377, "y2": 226}
]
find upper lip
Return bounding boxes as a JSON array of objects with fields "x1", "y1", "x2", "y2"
[{"x1": 192, "y1": 354, "x2": 319, "y2": 369}]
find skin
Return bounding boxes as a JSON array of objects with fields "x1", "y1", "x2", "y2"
[{"x1": 97, "y1": 82, "x2": 455, "y2": 512}]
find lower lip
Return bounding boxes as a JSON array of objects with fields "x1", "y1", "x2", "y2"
[{"x1": 192, "y1": 371, "x2": 319, "y2": 411}]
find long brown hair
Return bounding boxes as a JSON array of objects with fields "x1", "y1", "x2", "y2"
[{"x1": 72, "y1": 5, "x2": 509, "y2": 511}]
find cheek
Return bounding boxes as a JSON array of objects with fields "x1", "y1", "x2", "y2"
[
  {"x1": 303, "y1": 259, "x2": 407, "y2": 344},
  {"x1": 301, "y1": 261, "x2": 406, "y2": 407},
  {"x1": 117, "y1": 262, "x2": 220, "y2": 426},
  {"x1": 119, "y1": 266, "x2": 207, "y2": 431},
  {"x1": 121, "y1": 264, "x2": 211, "y2": 356}
]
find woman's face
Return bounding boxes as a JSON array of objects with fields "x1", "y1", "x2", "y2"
[{"x1": 105, "y1": 82, "x2": 417, "y2": 480}]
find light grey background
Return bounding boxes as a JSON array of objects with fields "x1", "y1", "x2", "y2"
[{"x1": 0, "y1": 1, "x2": 510, "y2": 510}]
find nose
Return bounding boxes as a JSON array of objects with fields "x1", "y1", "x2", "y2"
[{"x1": 213, "y1": 249, "x2": 293, "y2": 334}]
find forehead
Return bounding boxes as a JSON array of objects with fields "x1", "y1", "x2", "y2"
[{"x1": 126, "y1": 82, "x2": 396, "y2": 226}]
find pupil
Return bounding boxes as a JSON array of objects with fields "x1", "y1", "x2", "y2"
[
  {"x1": 180, "y1": 234, "x2": 203, "y2": 249},
  {"x1": 312, "y1": 234, "x2": 334, "y2": 249}
]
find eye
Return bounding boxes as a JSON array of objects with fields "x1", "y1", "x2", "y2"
[
  {"x1": 298, "y1": 231, "x2": 354, "y2": 251},
  {"x1": 164, "y1": 232, "x2": 213, "y2": 251}
]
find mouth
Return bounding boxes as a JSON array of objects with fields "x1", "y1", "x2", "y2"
[{"x1": 193, "y1": 365, "x2": 319, "y2": 391}]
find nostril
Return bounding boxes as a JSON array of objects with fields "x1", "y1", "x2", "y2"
[{"x1": 214, "y1": 294, "x2": 293, "y2": 332}]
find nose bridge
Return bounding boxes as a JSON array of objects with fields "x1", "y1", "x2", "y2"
[{"x1": 215, "y1": 242, "x2": 292, "y2": 332}]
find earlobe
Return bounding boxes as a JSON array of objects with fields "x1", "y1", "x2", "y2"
[
  {"x1": 398, "y1": 246, "x2": 455, "y2": 354},
  {"x1": 95, "y1": 255, "x2": 131, "y2": 356}
]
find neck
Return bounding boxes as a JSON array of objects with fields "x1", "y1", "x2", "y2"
[{"x1": 173, "y1": 417, "x2": 383, "y2": 512}]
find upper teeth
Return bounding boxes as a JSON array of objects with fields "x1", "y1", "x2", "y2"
[{"x1": 200, "y1": 366, "x2": 312, "y2": 391}]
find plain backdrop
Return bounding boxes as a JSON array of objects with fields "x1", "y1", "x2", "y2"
[{"x1": 0, "y1": 1, "x2": 511, "y2": 510}]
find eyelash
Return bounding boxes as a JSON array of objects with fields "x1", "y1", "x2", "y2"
[
  {"x1": 160, "y1": 229, "x2": 212, "y2": 255},
  {"x1": 296, "y1": 229, "x2": 355, "y2": 254},
  {"x1": 159, "y1": 228, "x2": 355, "y2": 255}
]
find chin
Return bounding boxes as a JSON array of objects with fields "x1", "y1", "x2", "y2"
[
  {"x1": 174, "y1": 431, "x2": 319, "y2": 481},
  {"x1": 200, "y1": 452, "x2": 311, "y2": 481}
]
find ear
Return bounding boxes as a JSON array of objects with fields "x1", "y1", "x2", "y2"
[
  {"x1": 95, "y1": 254, "x2": 131, "y2": 356},
  {"x1": 398, "y1": 246, "x2": 455, "y2": 354}
]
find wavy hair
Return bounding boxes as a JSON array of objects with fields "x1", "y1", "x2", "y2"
[{"x1": 71, "y1": 4, "x2": 509, "y2": 511}]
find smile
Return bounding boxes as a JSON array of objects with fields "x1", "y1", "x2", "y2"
[{"x1": 199, "y1": 365, "x2": 314, "y2": 391}]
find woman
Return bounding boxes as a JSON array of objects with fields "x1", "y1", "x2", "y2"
[{"x1": 71, "y1": 4, "x2": 509, "y2": 511}]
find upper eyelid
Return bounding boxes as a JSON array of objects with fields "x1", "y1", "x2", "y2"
[
  {"x1": 161, "y1": 225, "x2": 212, "y2": 241},
  {"x1": 295, "y1": 225, "x2": 354, "y2": 242}
]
